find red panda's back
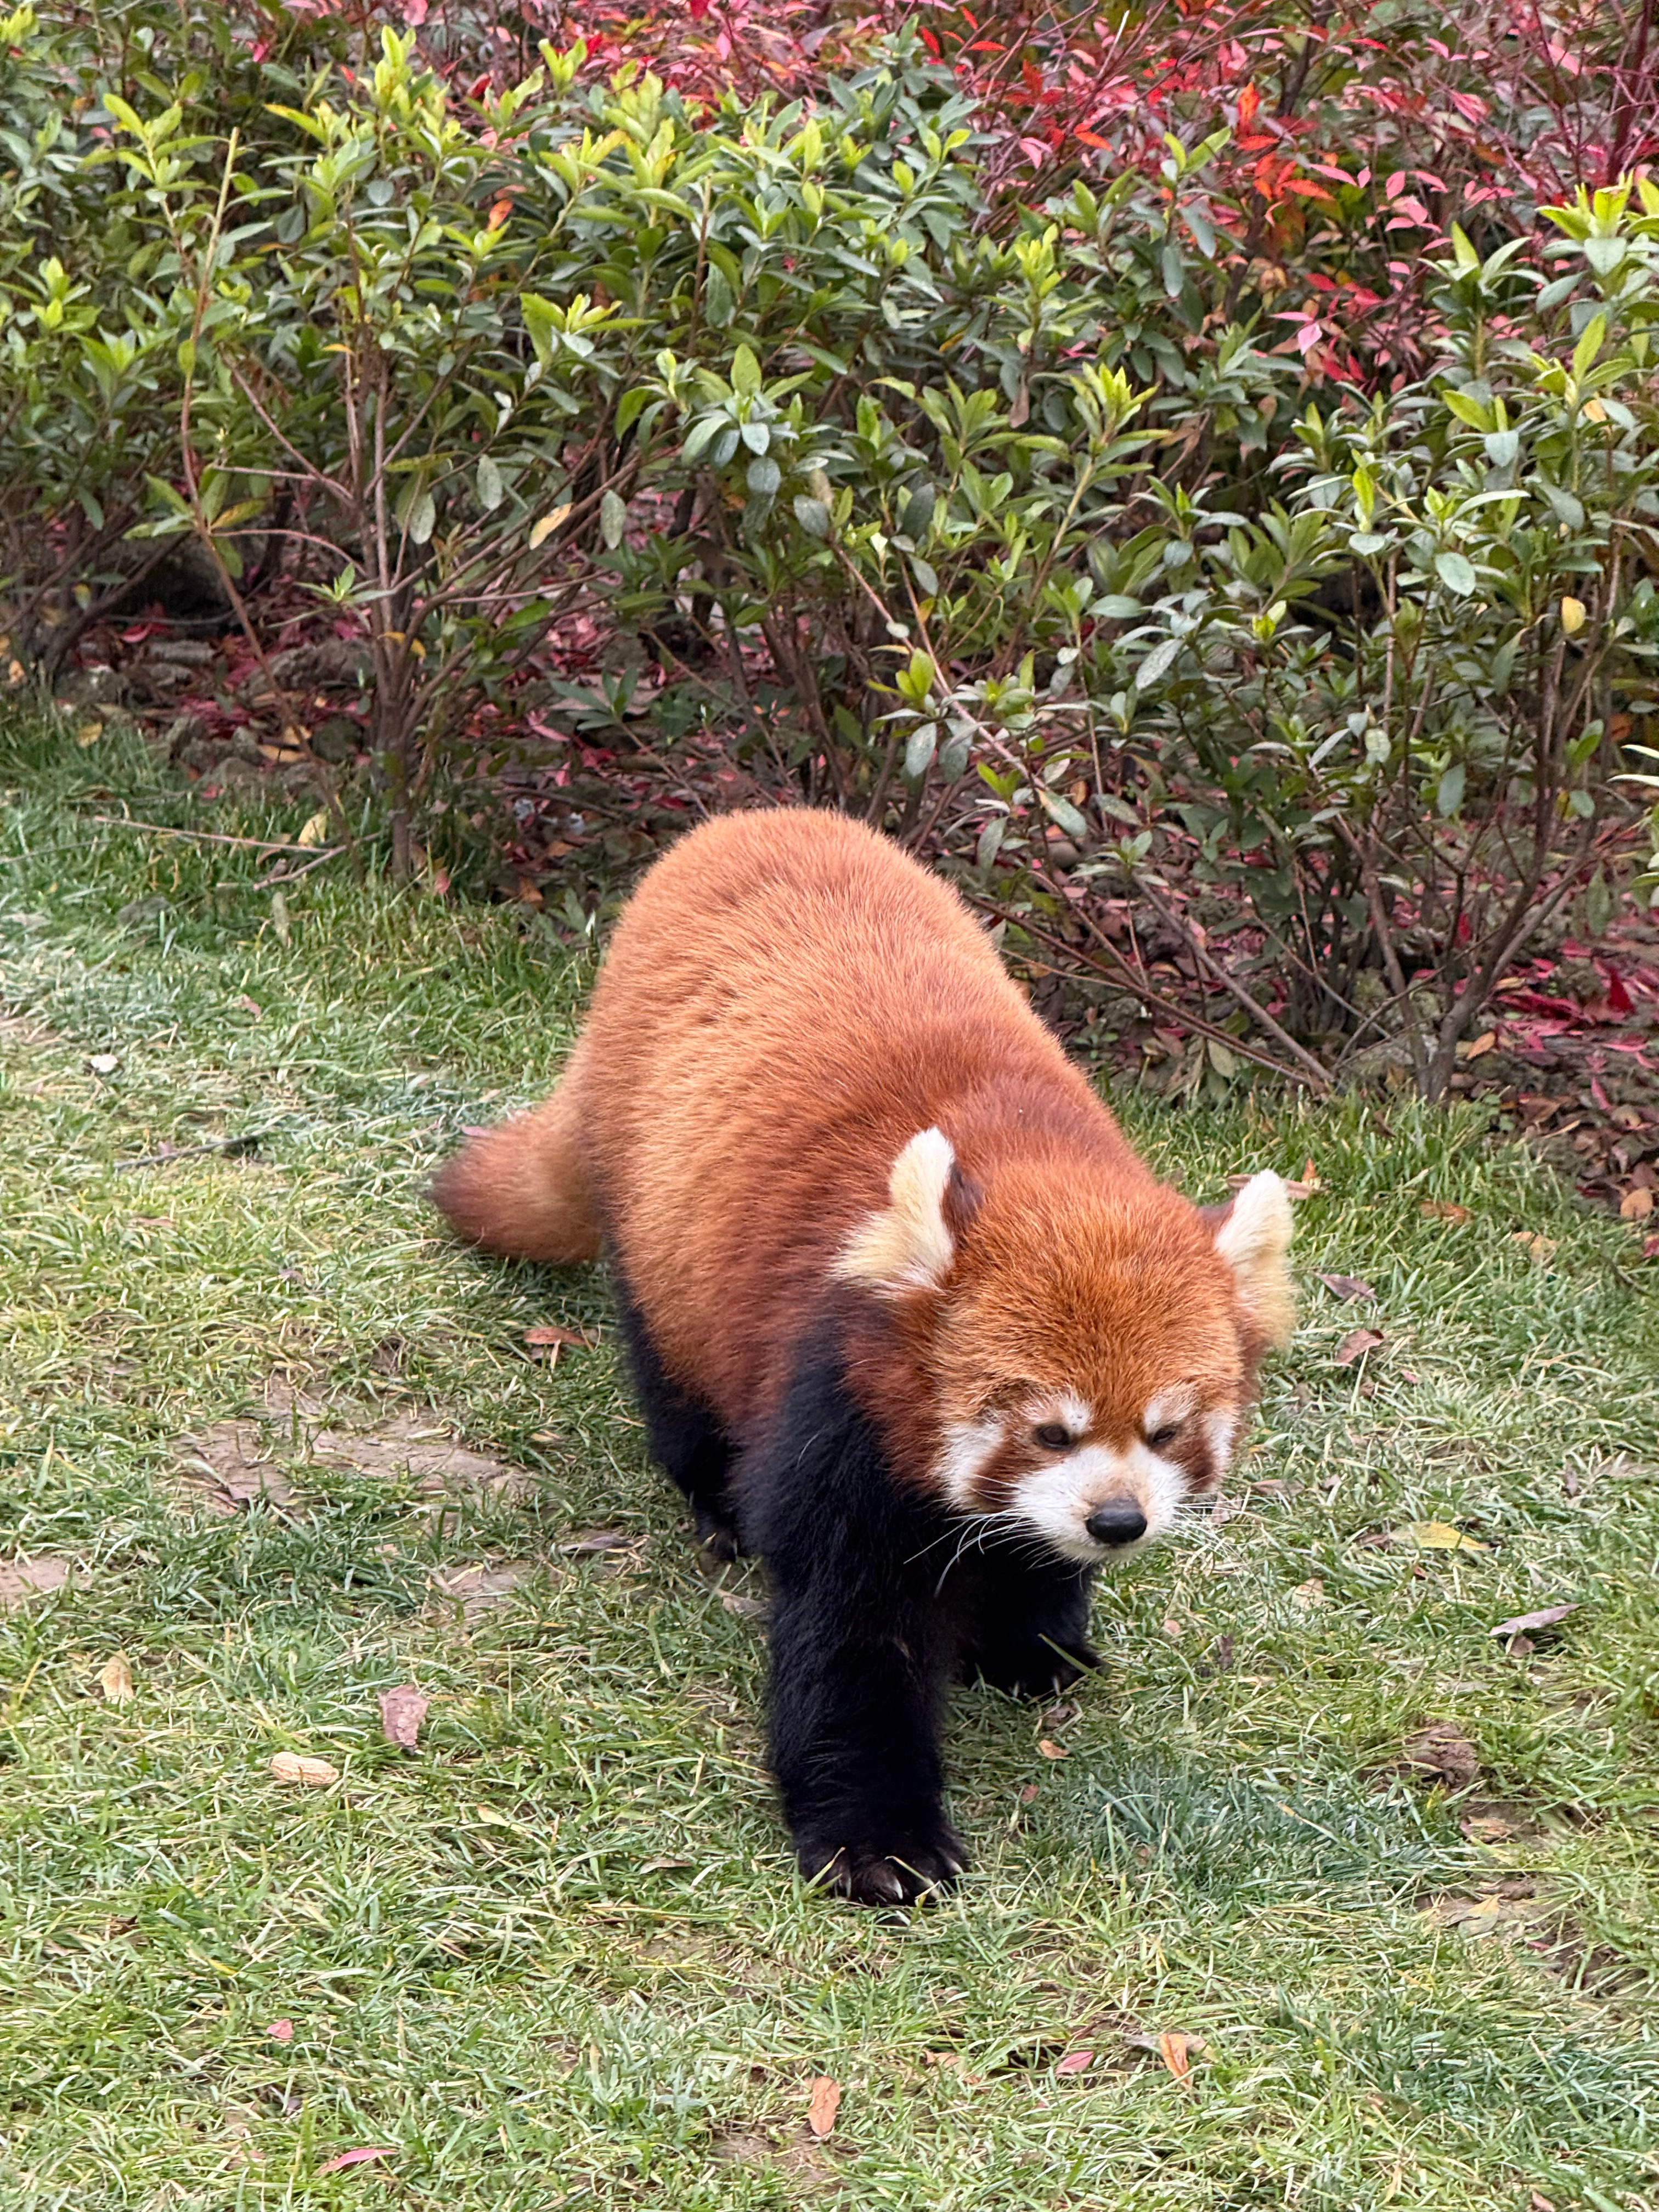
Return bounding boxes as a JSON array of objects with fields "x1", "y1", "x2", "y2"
[{"x1": 575, "y1": 809, "x2": 1120, "y2": 1436}]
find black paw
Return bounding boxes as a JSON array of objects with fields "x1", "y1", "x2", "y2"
[
  {"x1": 972, "y1": 1638, "x2": 1100, "y2": 1697},
  {"x1": 693, "y1": 1502, "x2": 744, "y2": 1561},
  {"x1": 799, "y1": 1826, "x2": 967, "y2": 1907}
]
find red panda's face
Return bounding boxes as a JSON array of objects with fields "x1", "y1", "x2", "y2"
[{"x1": 836, "y1": 1132, "x2": 1295, "y2": 1565}]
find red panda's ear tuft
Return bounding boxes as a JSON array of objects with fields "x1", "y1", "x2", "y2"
[
  {"x1": 1212, "y1": 1170, "x2": 1295, "y2": 1347},
  {"x1": 833, "y1": 1127, "x2": 966, "y2": 1296}
]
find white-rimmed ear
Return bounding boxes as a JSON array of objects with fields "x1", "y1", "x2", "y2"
[
  {"x1": 1214, "y1": 1170, "x2": 1295, "y2": 1346},
  {"x1": 834, "y1": 1127, "x2": 961, "y2": 1295}
]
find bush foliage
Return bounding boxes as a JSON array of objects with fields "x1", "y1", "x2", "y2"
[{"x1": 2, "y1": 0, "x2": 1655, "y2": 1090}]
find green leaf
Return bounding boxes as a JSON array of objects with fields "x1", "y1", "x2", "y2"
[
  {"x1": 1441, "y1": 386, "x2": 1493, "y2": 432},
  {"x1": 1435, "y1": 549, "x2": 1477, "y2": 596},
  {"x1": 910, "y1": 556, "x2": 939, "y2": 596},
  {"x1": 1040, "y1": 787, "x2": 1089, "y2": 838},
  {"x1": 746, "y1": 455, "x2": 780, "y2": 498},
  {"x1": 600, "y1": 490, "x2": 628, "y2": 550},
  {"x1": 1136, "y1": 635, "x2": 1182, "y2": 689},
  {"x1": 681, "y1": 413, "x2": 724, "y2": 464},
  {"x1": 899, "y1": 483, "x2": 935, "y2": 541},
  {"x1": 1584, "y1": 235, "x2": 1626, "y2": 277},
  {"x1": 1348, "y1": 532, "x2": 1391, "y2": 557},
  {"x1": 476, "y1": 454, "x2": 504, "y2": 511},
  {"x1": 704, "y1": 264, "x2": 735, "y2": 328},
  {"x1": 407, "y1": 491, "x2": 436, "y2": 546},
  {"x1": 903, "y1": 722, "x2": 938, "y2": 780},
  {"x1": 1483, "y1": 429, "x2": 1519, "y2": 468},
  {"x1": 792, "y1": 494, "x2": 830, "y2": 539},
  {"x1": 740, "y1": 420, "x2": 770, "y2": 456},
  {"x1": 615, "y1": 386, "x2": 651, "y2": 437},
  {"x1": 1091, "y1": 594, "x2": 1142, "y2": 618},
  {"x1": 731, "y1": 343, "x2": 761, "y2": 397},
  {"x1": 1437, "y1": 761, "x2": 1466, "y2": 815},
  {"x1": 1572, "y1": 311, "x2": 1607, "y2": 384}
]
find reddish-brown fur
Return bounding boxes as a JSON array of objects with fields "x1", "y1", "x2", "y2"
[{"x1": 432, "y1": 808, "x2": 1270, "y2": 1494}]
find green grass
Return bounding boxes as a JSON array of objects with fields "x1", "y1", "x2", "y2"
[{"x1": 2, "y1": 713, "x2": 1657, "y2": 2212}]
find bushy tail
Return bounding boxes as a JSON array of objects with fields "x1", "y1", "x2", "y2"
[{"x1": 429, "y1": 1054, "x2": 601, "y2": 1263}]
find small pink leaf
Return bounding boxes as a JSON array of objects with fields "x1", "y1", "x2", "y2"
[
  {"x1": 315, "y1": 2146, "x2": 398, "y2": 2175},
  {"x1": 377, "y1": 1685, "x2": 428, "y2": 1750},
  {"x1": 1334, "y1": 1328, "x2": 1384, "y2": 1367},
  {"x1": 267, "y1": 2018, "x2": 294, "y2": 2043},
  {"x1": 1056, "y1": 2049, "x2": 1094, "y2": 2075}
]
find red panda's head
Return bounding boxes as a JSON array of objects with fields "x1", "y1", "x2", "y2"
[{"x1": 834, "y1": 1127, "x2": 1294, "y2": 1564}]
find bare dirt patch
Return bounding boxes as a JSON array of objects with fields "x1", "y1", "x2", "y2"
[
  {"x1": 177, "y1": 1422, "x2": 300, "y2": 1515},
  {"x1": 0, "y1": 1556, "x2": 73, "y2": 1610},
  {"x1": 306, "y1": 1412, "x2": 534, "y2": 1503},
  {"x1": 428, "y1": 1560, "x2": 541, "y2": 1619}
]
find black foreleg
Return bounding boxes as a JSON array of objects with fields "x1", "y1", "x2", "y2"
[
  {"x1": 747, "y1": 1357, "x2": 966, "y2": 1906},
  {"x1": 611, "y1": 1270, "x2": 742, "y2": 1558},
  {"x1": 957, "y1": 1549, "x2": 1099, "y2": 1697}
]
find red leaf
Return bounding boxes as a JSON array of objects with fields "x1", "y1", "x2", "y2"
[
  {"x1": 316, "y1": 2147, "x2": 398, "y2": 2175},
  {"x1": 523, "y1": 1323, "x2": 595, "y2": 1351},
  {"x1": 267, "y1": 2018, "x2": 294, "y2": 2042}
]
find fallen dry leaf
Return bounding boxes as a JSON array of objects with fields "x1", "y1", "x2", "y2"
[
  {"x1": 87, "y1": 1052, "x2": 120, "y2": 1076},
  {"x1": 807, "y1": 2076, "x2": 841, "y2": 2138},
  {"x1": 178, "y1": 1423, "x2": 298, "y2": 1516},
  {"x1": 97, "y1": 1654, "x2": 135, "y2": 1705},
  {"x1": 558, "y1": 1527, "x2": 630, "y2": 1554},
  {"x1": 1643, "y1": 1232, "x2": 1659, "y2": 1261},
  {"x1": 315, "y1": 2147, "x2": 398, "y2": 2176},
  {"x1": 377, "y1": 1685, "x2": 428, "y2": 1749},
  {"x1": 1400, "y1": 1720, "x2": 1480, "y2": 1791},
  {"x1": 1161, "y1": 1616, "x2": 1186, "y2": 1638},
  {"x1": 522, "y1": 1322, "x2": 595, "y2": 1351},
  {"x1": 1055, "y1": 2049, "x2": 1094, "y2": 2075},
  {"x1": 1489, "y1": 1604, "x2": 1576, "y2": 1641},
  {"x1": 1420, "y1": 1199, "x2": 1472, "y2": 1223},
  {"x1": 1620, "y1": 1187, "x2": 1655, "y2": 1221},
  {"x1": 296, "y1": 809, "x2": 330, "y2": 849},
  {"x1": 1038, "y1": 1738, "x2": 1069, "y2": 1760},
  {"x1": 1290, "y1": 1577, "x2": 1326, "y2": 1610},
  {"x1": 269, "y1": 1752, "x2": 340, "y2": 1787},
  {"x1": 1317, "y1": 1272, "x2": 1374, "y2": 1301},
  {"x1": 267, "y1": 2019, "x2": 294, "y2": 2043},
  {"x1": 1464, "y1": 1030, "x2": 1497, "y2": 1059},
  {"x1": 1333, "y1": 1328, "x2": 1384, "y2": 1367},
  {"x1": 720, "y1": 1589, "x2": 766, "y2": 1618},
  {"x1": 1400, "y1": 1520, "x2": 1490, "y2": 1554},
  {"x1": 1156, "y1": 2032, "x2": 1192, "y2": 2084},
  {"x1": 0, "y1": 1556, "x2": 71, "y2": 1611},
  {"x1": 1510, "y1": 1231, "x2": 1557, "y2": 1261},
  {"x1": 1018, "y1": 1782, "x2": 1040, "y2": 1805}
]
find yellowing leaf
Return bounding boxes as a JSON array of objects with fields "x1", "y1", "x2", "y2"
[
  {"x1": 1560, "y1": 596, "x2": 1587, "y2": 635},
  {"x1": 530, "y1": 503, "x2": 572, "y2": 549},
  {"x1": 98, "y1": 1653, "x2": 135, "y2": 1704},
  {"x1": 76, "y1": 719, "x2": 104, "y2": 748},
  {"x1": 296, "y1": 809, "x2": 330, "y2": 848},
  {"x1": 1401, "y1": 1520, "x2": 1489, "y2": 1554},
  {"x1": 270, "y1": 1751, "x2": 340, "y2": 1786}
]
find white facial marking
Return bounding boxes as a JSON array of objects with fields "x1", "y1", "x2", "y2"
[
  {"x1": 1203, "y1": 1406, "x2": 1239, "y2": 1474},
  {"x1": 1009, "y1": 1440, "x2": 1189, "y2": 1565},
  {"x1": 936, "y1": 1413, "x2": 1006, "y2": 1510},
  {"x1": 1142, "y1": 1385, "x2": 1197, "y2": 1438},
  {"x1": 833, "y1": 1126, "x2": 958, "y2": 1295}
]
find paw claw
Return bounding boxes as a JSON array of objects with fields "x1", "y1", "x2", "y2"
[{"x1": 804, "y1": 1830, "x2": 968, "y2": 1907}]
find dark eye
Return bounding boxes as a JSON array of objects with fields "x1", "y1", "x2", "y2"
[
  {"x1": 1033, "y1": 1423, "x2": 1072, "y2": 1451},
  {"x1": 1147, "y1": 1423, "x2": 1182, "y2": 1451}
]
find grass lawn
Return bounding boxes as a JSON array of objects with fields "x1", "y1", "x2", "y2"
[{"x1": 2, "y1": 715, "x2": 1657, "y2": 2212}]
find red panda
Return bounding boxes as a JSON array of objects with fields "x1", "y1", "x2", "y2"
[{"x1": 431, "y1": 809, "x2": 1294, "y2": 1905}]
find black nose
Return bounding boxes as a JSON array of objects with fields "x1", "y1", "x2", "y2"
[{"x1": 1085, "y1": 1502, "x2": 1148, "y2": 1548}]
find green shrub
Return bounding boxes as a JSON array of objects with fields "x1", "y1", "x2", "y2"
[{"x1": 0, "y1": 5, "x2": 1650, "y2": 1086}]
